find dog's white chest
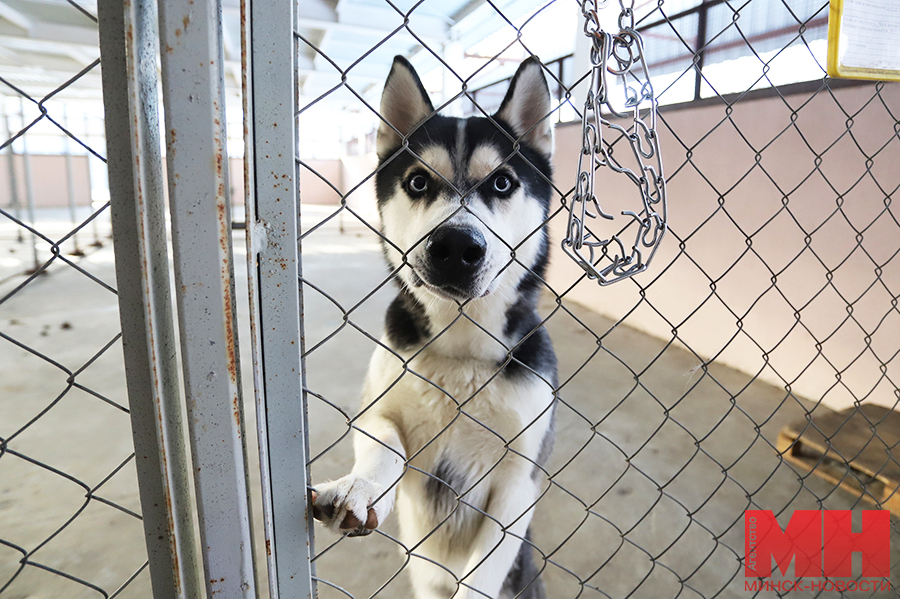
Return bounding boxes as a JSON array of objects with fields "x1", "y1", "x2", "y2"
[{"x1": 370, "y1": 347, "x2": 553, "y2": 473}]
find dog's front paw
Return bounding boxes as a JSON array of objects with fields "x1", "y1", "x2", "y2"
[{"x1": 310, "y1": 475, "x2": 393, "y2": 537}]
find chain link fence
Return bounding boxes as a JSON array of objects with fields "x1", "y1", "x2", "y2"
[
  {"x1": 3, "y1": 0, "x2": 898, "y2": 596},
  {"x1": 289, "y1": 0, "x2": 900, "y2": 597},
  {"x1": 0, "y1": 1, "x2": 149, "y2": 596}
]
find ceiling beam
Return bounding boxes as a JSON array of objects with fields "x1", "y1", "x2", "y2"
[
  {"x1": 296, "y1": 16, "x2": 448, "y2": 45},
  {"x1": 0, "y1": 19, "x2": 97, "y2": 48},
  {"x1": 0, "y1": 67, "x2": 103, "y2": 100},
  {"x1": 296, "y1": 17, "x2": 388, "y2": 38},
  {"x1": 221, "y1": 15, "x2": 238, "y2": 60},
  {"x1": 0, "y1": 36, "x2": 98, "y2": 61},
  {"x1": 297, "y1": 66, "x2": 383, "y2": 83},
  {"x1": 0, "y1": 0, "x2": 33, "y2": 32}
]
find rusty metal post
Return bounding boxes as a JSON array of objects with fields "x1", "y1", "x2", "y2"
[
  {"x1": 157, "y1": 0, "x2": 259, "y2": 597},
  {"x1": 97, "y1": 0, "x2": 203, "y2": 596},
  {"x1": 244, "y1": 0, "x2": 316, "y2": 594}
]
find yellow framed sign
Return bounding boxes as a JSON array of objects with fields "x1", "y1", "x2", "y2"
[{"x1": 827, "y1": 0, "x2": 900, "y2": 81}]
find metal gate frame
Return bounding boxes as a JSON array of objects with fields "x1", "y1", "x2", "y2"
[
  {"x1": 244, "y1": 0, "x2": 318, "y2": 595},
  {"x1": 97, "y1": 0, "x2": 201, "y2": 595},
  {"x1": 98, "y1": 0, "x2": 261, "y2": 596},
  {"x1": 95, "y1": 0, "x2": 900, "y2": 596}
]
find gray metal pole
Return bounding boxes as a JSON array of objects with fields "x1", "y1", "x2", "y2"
[
  {"x1": 157, "y1": 0, "x2": 258, "y2": 597},
  {"x1": 3, "y1": 114, "x2": 23, "y2": 243},
  {"x1": 62, "y1": 106, "x2": 83, "y2": 256},
  {"x1": 18, "y1": 100, "x2": 39, "y2": 273},
  {"x1": 246, "y1": 0, "x2": 316, "y2": 594},
  {"x1": 97, "y1": 0, "x2": 203, "y2": 596}
]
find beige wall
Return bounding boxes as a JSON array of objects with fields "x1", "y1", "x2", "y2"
[
  {"x1": 340, "y1": 153, "x2": 380, "y2": 221},
  {"x1": 229, "y1": 157, "x2": 244, "y2": 205},
  {"x1": 548, "y1": 83, "x2": 900, "y2": 410},
  {"x1": 282, "y1": 85, "x2": 900, "y2": 410},
  {"x1": 0, "y1": 154, "x2": 92, "y2": 208},
  {"x1": 227, "y1": 157, "x2": 342, "y2": 208},
  {"x1": 297, "y1": 159, "x2": 343, "y2": 205},
  {"x1": 0, "y1": 155, "x2": 246, "y2": 209}
]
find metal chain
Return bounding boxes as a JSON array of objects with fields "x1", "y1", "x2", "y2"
[{"x1": 562, "y1": 0, "x2": 667, "y2": 285}]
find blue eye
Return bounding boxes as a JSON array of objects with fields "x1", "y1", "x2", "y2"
[
  {"x1": 408, "y1": 174, "x2": 428, "y2": 193},
  {"x1": 493, "y1": 175, "x2": 513, "y2": 194}
]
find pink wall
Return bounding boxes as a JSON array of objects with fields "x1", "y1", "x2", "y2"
[
  {"x1": 0, "y1": 153, "x2": 340, "y2": 210},
  {"x1": 549, "y1": 83, "x2": 900, "y2": 410},
  {"x1": 297, "y1": 159, "x2": 343, "y2": 205},
  {"x1": 217, "y1": 158, "x2": 342, "y2": 208},
  {"x1": 0, "y1": 154, "x2": 92, "y2": 208},
  {"x1": 340, "y1": 153, "x2": 380, "y2": 221}
]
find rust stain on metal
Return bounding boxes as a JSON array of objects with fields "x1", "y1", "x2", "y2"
[
  {"x1": 123, "y1": 3, "x2": 185, "y2": 589},
  {"x1": 265, "y1": 539, "x2": 271, "y2": 556},
  {"x1": 233, "y1": 396, "x2": 241, "y2": 430},
  {"x1": 212, "y1": 91, "x2": 238, "y2": 389},
  {"x1": 239, "y1": 0, "x2": 250, "y2": 150},
  {"x1": 222, "y1": 271, "x2": 237, "y2": 383}
]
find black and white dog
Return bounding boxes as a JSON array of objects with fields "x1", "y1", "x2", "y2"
[{"x1": 312, "y1": 55, "x2": 558, "y2": 599}]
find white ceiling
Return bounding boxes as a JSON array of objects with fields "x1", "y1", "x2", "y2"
[
  {"x1": 0, "y1": 0, "x2": 561, "y2": 146},
  {"x1": 0, "y1": 0, "x2": 102, "y2": 100},
  {"x1": 294, "y1": 0, "x2": 567, "y2": 120}
]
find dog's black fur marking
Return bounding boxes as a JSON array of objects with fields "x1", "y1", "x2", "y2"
[
  {"x1": 503, "y1": 324, "x2": 557, "y2": 385},
  {"x1": 384, "y1": 287, "x2": 431, "y2": 350},
  {"x1": 375, "y1": 115, "x2": 459, "y2": 208},
  {"x1": 501, "y1": 528, "x2": 546, "y2": 599},
  {"x1": 370, "y1": 55, "x2": 556, "y2": 598},
  {"x1": 374, "y1": 114, "x2": 553, "y2": 212},
  {"x1": 501, "y1": 247, "x2": 556, "y2": 386},
  {"x1": 424, "y1": 458, "x2": 464, "y2": 516},
  {"x1": 502, "y1": 235, "x2": 549, "y2": 338}
]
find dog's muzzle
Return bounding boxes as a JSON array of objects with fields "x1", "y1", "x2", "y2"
[{"x1": 422, "y1": 225, "x2": 487, "y2": 297}]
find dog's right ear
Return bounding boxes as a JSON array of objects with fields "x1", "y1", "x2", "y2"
[{"x1": 377, "y1": 56, "x2": 435, "y2": 160}]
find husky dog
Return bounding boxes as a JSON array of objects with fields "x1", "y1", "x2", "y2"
[{"x1": 312, "y1": 55, "x2": 557, "y2": 599}]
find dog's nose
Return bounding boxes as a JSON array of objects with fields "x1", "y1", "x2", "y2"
[{"x1": 426, "y1": 226, "x2": 487, "y2": 282}]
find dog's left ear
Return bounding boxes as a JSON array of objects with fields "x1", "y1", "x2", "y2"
[
  {"x1": 377, "y1": 56, "x2": 435, "y2": 160},
  {"x1": 495, "y1": 57, "x2": 554, "y2": 157}
]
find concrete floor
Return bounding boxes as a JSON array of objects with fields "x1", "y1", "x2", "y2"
[
  {"x1": 299, "y1": 209, "x2": 899, "y2": 599},
  {"x1": 0, "y1": 212, "x2": 148, "y2": 599},
  {"x1": 1, "y1": 207, "x2": 897, "y2": 598}
]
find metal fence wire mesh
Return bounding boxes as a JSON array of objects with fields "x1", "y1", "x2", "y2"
[
  {"x1": 293, "y1": 0, "x2": 900, "y2": 598},
  {"x1": 0, "y1": 1, "x2": 149, "y2": 597}
]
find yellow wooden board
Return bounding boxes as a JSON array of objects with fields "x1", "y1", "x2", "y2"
[
  {"x1": 827, "y1": 0, "x2": 900, "y2": 81},
  {"x1": 778, "y1": 404, "x2": 900, "y2": 516}
]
